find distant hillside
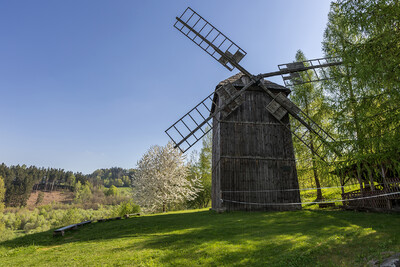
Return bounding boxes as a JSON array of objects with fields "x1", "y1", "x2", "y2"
[
  {"x1": 0, "y1": 163, "x2": 134, "y2": 207},
  {"x1": 87, "y1": 167, "x2": 135, "y2": 188}
]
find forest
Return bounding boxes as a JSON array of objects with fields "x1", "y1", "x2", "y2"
[{"x1": 0, "y1": 164, "x2": 135, "y2": 207}]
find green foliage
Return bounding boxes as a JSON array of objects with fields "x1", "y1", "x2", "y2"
[
  {"x1": 74, "y1": 182, "x2": 92, "y2": 204},
  {"x1": 289, "y1": 50, "x2": 336, "y2": 197},
  {"x1": 105, "y1": 185, "x2": 118, "y2": 196},
  {"x1": 0, "y1": 163, "x2": 136, "y2": 209},
  {"x1": 0, "y1": 205, "x2": 116, "y2": 240},
  {"x1": 111, "y1": 200, "x2": 140, "y2": 217},
  {"x1": 323, "y1": 0, "x2": 400, "y2": 164},
  {"x1": 88, "y1": 167, "x2": 134, "y2": 187},
  {"x1": 66, "y1": 173, "x2": 76, "y2": 187},
  {"x1": 0, "y1": 176, "x2": 5, "y2": 212},
  {"x1": 326, "y1": 0, "x2": 400, "y2": 90},
  {"x1": 1, "y1": 209, "x2": 400, "y2": 266},
  {"x1": 187, "y1": 131, "x2": 212, "y2": 209}
]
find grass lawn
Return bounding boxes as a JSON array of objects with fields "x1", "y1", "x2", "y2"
[{"x1": 0, "y1": 208, "x2": 399, "y2": 266}]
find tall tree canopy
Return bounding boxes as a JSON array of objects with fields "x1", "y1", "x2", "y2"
[
  {"x1": 290, "y1": 50, "x2": 331, "y2": 198},
  {"x1": 323, "y1": 0, "x2": 400, "y2": 166}
]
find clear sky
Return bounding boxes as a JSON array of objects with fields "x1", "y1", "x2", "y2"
[{"x1": 0, "y1": 0, "x2": 332, "y2": 174}]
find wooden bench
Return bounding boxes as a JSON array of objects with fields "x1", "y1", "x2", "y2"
[
  {"x1": 53, "y1": 220, "x2": 92, "y2": 236},
  {"x1": 77, "y1": 220, "x2": 92, "y2": 226}
]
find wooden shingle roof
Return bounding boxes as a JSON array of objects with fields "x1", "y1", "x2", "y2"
[
  {"x1": 217, "y1": 72, "x2": 290, "y2": 93},
  {"x1": 211, "y1": 73, "x2": 291, "y2": 113}
]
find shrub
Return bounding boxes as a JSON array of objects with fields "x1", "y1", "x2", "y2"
[
  {"x1": 105, "y1": 185, "x2": 118, "y2": 196},
  {"x1": 112, "y1": 200, "x2": 140, "y2": 217}
]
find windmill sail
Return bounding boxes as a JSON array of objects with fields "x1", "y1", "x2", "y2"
[
  {"x1": 174, "y1": 7, "x2": 247, "y2": 72},
  {"x1": 277, "y1": 57, "x2": 342, "y2": 87},
  {"x1": 258, "y1": 81, "x2": 341, "y2": 161},
  {"x1": 166, "y1": 80, "x2": 255, "y2": 153},
  {"x1": 165, "y1": 91, "x2": 215, "y2": 153}
]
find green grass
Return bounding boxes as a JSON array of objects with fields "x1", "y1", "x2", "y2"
[
  {"x1": 300, "y1": 184, "x2": 360, "y2": 209},
  {"x1": 1, "y1": 209, "x2": 399, "y2": 266}
]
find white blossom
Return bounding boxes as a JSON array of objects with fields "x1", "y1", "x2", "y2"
[{"x1": 134, "y1": 142, "x2": 201, "y2": 213}]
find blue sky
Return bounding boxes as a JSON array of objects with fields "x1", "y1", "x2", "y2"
[{"x1": 0, "y1": 0, "x2": 332, "y2": 174}]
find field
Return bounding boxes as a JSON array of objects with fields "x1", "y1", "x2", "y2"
[
  {"x1": 1, "y1": 208, "x2": 399, "y2": 266},
  {"x1": 26, "y1": 191, "x2": 74, "y2": 208}
]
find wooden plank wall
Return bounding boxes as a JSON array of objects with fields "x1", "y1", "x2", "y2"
[
  {"x1": 211, "y1": 84, "x2": 301, "y2": 211},
  {"x1": 211, "y1": 107, "x2": 222, "y2": 210}
]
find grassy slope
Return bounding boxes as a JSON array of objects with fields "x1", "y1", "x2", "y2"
[{"x1": 1, "y1": 209, "x2": 399, "y2": 267}]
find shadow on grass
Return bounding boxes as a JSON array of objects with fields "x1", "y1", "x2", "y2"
[{"x1": 1, "y1": 209, "x2": 400, "y2": 266}]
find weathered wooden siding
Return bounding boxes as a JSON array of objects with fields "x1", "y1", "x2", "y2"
[{"x1": 211, "y1": 81, "x2": 301, "y2": 211}]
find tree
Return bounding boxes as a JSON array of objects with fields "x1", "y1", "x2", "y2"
[
  {"x1": 66, "y1": 172, "x2": 76, "y2": 187},
  {"x1": 0, "y1": 176, "x2": 5, "y2": 212},
  {"x1": 134, "y1": 142, "x2": 200, "y2": 213},
  {"x1": 326, "y1": 0, "x2": 400, "y2": 91},
  {"x1": 105, "y1": 185, "x2": 118, "y2": 196},
  {"x1": 35, "y1": 192, "x2": 44, "y2": 206},
  {"x1": 188, "y1": 130, "x2": 212, "y2": 208},
  {"x1": 115, "y1": 178, "x2": 124, "y2": 187},
  {"x1": 323, "y1": 0, "x2": 400, "y2": 164},
  {"x1": 74, "y1": 181, "x2": 92, "y2": 203},
  {"x1": 290, "y1": 50, "x2": 330, "y2": 200}
]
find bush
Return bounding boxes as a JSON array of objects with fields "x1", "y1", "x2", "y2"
[
  {"x1": 0, "y1": 200, "x2": 141, "y2": 241},
  {"x1": 112, "y1": 200, "x2": 140, "y2": 217},
  {"x1": 105, "y1": 185, "x2": 118, "y2": 196}
]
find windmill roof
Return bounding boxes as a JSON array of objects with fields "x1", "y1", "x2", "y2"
[
  {"x1": 217, "y1": 72, "x2": 290, "y2": 92},
  {"x1": 210, "y1": 73, "x2": 291, "y2": 113}
]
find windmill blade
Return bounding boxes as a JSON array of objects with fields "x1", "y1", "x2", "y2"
[
  {"x1": 276, "y1": 57, "x2": 342, "y2": 87},
  {"x1": 165, "y1": 91, "x2": 216, "y2": 153},
  {"x1": 166, "y1": 80, "x2": 256, "y2": 152},
  {"x1": 174, "y1": 7, "x2": 247, "y2": 72},
  {"x1": 287, "y1": 111, "x2": 341, "y2": 161},
  {"x1": 288, "y1": 116, "x2": 338, "y2": 161},
  {"x1": 258, "y1": 82, "x2": 341, "y2": 160}
]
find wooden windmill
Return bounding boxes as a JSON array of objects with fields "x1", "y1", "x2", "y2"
[{"x1": 165, "y1": 7, "x2": 342, "y2": 211}]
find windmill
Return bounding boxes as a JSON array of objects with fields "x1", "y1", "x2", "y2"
[{"x1": 165, "y1": 7, "x2": 342, "y2": 211}]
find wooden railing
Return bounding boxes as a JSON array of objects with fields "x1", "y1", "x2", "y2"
[{"x1": 342, "y1": 178, "x2": 400, "y2": 210}]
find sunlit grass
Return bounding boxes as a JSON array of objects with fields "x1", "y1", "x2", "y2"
[
  {"x1": 1, "y1": 208, "x2": 399, "y2": 266},
  {"x1": 300, "y1": 184, "x2": 360, "y2": 209}
]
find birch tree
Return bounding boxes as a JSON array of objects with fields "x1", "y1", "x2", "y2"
[{"x1": 134, "y1": 142, "x2": 201, "y2": 213}]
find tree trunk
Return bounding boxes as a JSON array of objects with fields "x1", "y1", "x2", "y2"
[
  {"x1": 162, "y1": 202, "x2": 166, "y2": 213},
  {"x1": 310, "y1": 140, "x2": 323, "y2": 201}
]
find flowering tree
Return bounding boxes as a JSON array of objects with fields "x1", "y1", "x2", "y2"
[{"x1": 134, "y1": 142, "x2": 201, "y2": 213}]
